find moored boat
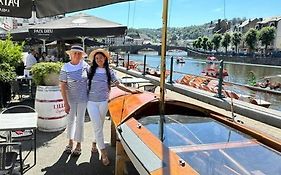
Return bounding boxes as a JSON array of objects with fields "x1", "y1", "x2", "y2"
[
  {"x1": 202, "y1": 56, "x2": 228, "y2": 78},
  {"x1": 175, "y1": 56, "x2": 185, "y2": 64},
  {"x1": 134, "y1": 64, "x2": 170, "y2": 78},
  {"x1": 108, "y1": 87, "x2": 281, "y2": 175},
  {"x1": 176, "y1": 74, "x2": 271, "y2": 108},
  {"x1": 253, "y1": 74, "x2": 281, "y2": 93}
]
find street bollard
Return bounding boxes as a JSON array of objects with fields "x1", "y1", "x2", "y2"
[
  {"x1": 143, "y1": 55, "x2": 147, "y2": 75},
  {"x1": 216, "y1": 60, "x2": 225, "y2": 99},
  {"x1": 168, "y1": 56, "x2": 174, "y2": 83}
]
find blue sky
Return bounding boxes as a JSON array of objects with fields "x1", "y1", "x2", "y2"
[{"x1": 73, "y1": 0, "x2": 281, "y2": 29}]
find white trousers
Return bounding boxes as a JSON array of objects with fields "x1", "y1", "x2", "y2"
[
  {"x1": 67, "y1": 102, "x2": 87, "y2": 143},
  {"x1": 87, "y1": 101, "x2": 108, "y2": 150}
]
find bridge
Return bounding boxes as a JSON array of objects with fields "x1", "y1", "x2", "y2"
[{"x1": 109, "y1": 44, "x2": 188, "y2": 55}]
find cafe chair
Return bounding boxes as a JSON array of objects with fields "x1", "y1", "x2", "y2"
[
  {"x1": 0, "y1": 142, "x2": 23, "y2": 175},
  {"x1": 10, "y1": 80, "x2": 24, "y2": 100},
  {"x1": 0, "y1": 105, "x2": 35, "y2": 141}
]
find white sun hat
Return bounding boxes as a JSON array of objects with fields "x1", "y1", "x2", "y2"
[{"x1": 66, "y1": 45, "x2": 87, "y2": 58}]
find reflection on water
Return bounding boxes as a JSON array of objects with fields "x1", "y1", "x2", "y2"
[{"x1": 129, "y1": 54, "x2": 281, "y2": 111}]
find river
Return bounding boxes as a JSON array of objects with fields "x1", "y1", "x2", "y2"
[{"x1": 124, "y1": 53, "x2": 281, "y2": 111}]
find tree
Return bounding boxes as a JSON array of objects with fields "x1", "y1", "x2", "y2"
[
  {"x1": 201, "y1": 37, "x2": 209, "y2": 51},
  {"x1": 197, "y1": 37, "x2": 203, "y2": 49},
  {"x1": 211, "y1": 34, "x2": 222, "y2": 52},
  {"x1": 244, "y1": 28, "x2": 258, "y2": 53},
  {"x1": 192, "y1": 40, "x2": 197, "y2": 48},
  {"x1": 207, "y1": 41, "x2": 213, "y2": 51},
  {"x1": 232, "y1": 32, "x2": 242, "y2": 53},
  {"x1": 221, "y1": 33, "x2": 231, "y2": 53},
  {"x1": 258, "y1": 26, "x2": 276, "y2": 55}
]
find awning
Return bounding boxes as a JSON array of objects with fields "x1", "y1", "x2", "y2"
[
  {"x1": 28, "y1": 13, "x2": 127, "y2": 40},
  {"x1": 0, "y1": 0, "x2": 133, "y2": 18}
]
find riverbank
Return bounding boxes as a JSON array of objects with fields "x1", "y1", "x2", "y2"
[{"x1": 187, "y1": 49, "x2": 281, "y2": 66}]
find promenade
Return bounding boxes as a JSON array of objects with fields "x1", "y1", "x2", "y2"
[{"x1": 3, "y1": 70, "x2": 281, "y2": 175}]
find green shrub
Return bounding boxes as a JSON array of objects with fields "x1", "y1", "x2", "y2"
[
  {"x1": 0, "y1": 35, "x2": 24, "y2": 83},
  {"x1": 31, "y1": 62, "x2": 63, "y2": 86},
  {"x1": 0, "y1": 63, "x2": 16, "y2": 82},
  {"x1": 0, "y1": 35, "x2": 24, "y2": 68}
]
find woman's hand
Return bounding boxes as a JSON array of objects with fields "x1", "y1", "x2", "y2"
[{"x1": 64, "y1": 103, "x2": 70, "y2": 114}]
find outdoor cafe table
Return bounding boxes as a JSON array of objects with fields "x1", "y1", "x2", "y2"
[{"x1": 0, "y1": 113, "x2": 38, "y2": 166}]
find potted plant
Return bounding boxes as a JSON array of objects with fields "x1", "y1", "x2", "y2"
[
  {"x1": 31, "y1": 62, "x2": 63, "y2": 86},
  {"x1": 0, "y1": 35, "x2": 24, "y2": 107},
  {"x1": 31, "y1": 62, "x2": 67, "y2": 132}
]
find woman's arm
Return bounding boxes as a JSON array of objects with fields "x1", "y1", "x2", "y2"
[{"x1": 60, "y1": 82, "x2": 70, "y2": 114}]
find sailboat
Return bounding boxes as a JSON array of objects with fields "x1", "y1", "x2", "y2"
[
  {"x1": 109, "y1": 87, "x2": 281, "y2": 175},
  {"x1": 108, "y1": 0, "x2": 281, "y2": 175}
]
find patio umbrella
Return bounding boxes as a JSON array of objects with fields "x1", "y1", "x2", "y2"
[
  {"x1": 0, "y1": 0, "x2": 132, "y2": 18},
  {"x1": 28, "y1": 13, "x2": 126, "y2": 50},
  {"x1": 28, "y1": 13, "x2": 127, "y2": 39}
]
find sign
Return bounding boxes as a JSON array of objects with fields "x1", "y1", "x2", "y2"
[
  {"x1": 0, "y1": 0, "x2": 132, "y2": 19},
  {"x1": 0, "y1": 0, "x2": 32, "y2": 18},
  {"x1": 29, "y1": 28, "x2": 54, "y2": 38}
]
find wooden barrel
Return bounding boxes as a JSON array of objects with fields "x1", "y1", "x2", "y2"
[{"x1": 35, "y1": 86, "x2": 67, "y2": 132}]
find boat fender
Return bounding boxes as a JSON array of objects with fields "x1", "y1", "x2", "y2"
[
  {"x1": 137, "y1": 123, "x2": 142, "y2": 129},
  {"x1": 179, "y1": 159, "x2": 186, "y2": 167}
]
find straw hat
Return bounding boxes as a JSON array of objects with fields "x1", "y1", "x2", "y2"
[
  {"x1": 66, "y1": 45, "x2": 87, "y2": 58},
  {"x1": 89, "y1": 48, "x2": 111, "y2": 62}
]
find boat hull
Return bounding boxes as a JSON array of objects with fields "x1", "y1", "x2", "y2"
[{"x1": 108, "y1": 89, "x2": 281, "y2": 175}]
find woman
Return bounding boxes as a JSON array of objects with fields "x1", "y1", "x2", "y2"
[
  {"x1": 87, "y1": 48, "x2": 140, "y2": 165},
  {"x1": 59, "y1": 45, "x2": 89, "y2": 156}
]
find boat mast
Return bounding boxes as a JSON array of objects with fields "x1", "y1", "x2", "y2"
[{"x1": 159, "y1": 0, "x2": 169, "y2": 142}]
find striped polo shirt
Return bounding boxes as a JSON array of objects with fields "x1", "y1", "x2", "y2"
[
  {"x1": 59, "y1": 60, "x2": 90, "y2": 103},
  {"x1": 88, "y1": 68, "x2": 118, "y2": 102}
]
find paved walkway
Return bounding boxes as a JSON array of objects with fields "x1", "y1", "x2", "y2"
[
  {"x1": 24, "y1": 115, "x2": 119, "y2": 175},
  {"x1": 2, "y1": 97, "x2": 138, "y2": 175}
]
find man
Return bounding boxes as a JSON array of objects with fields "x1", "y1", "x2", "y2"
[{"x1": 24, "y1": 49, "x2": 37, "y2": 77}]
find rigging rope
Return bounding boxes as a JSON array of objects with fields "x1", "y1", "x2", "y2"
[
  {"x1": 127, "y1": 2, "x2": 131, "y2": 28},
  {"x1": 132, "y1": 1, "x2": 136, "y2": 28}
]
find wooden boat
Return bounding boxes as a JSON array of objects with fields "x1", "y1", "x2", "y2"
[
  {"x1": 109, "y1": 87, "x2": 281, "y2": 175},
  {"x1": 206, "y1": 56, "x2": 217, "y2": 62},
  {"x1": 227, "y1": 81, "x2": 281, "y2": 95},
  {"x1": 177, "y1": 74, "x2": 271, "y2": 108},
  {"x1": 202, "y1": 56, "x2": 228, "y2": 78},
  {"x1": 251, "y1": 75, "x2": 281, "y2": 94},
  {"x1": 246, "y1": 84, "x2": 281, "y2": 95},
  {"x1": 145, "y1": 67, "x2": 170, "y2": 78},
  {"x1": 108, "y1": 1, "x2": 279, "y2": 174},
  {"x1": 133, "y1": 63, "x2": 170, "y2": 79}
]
